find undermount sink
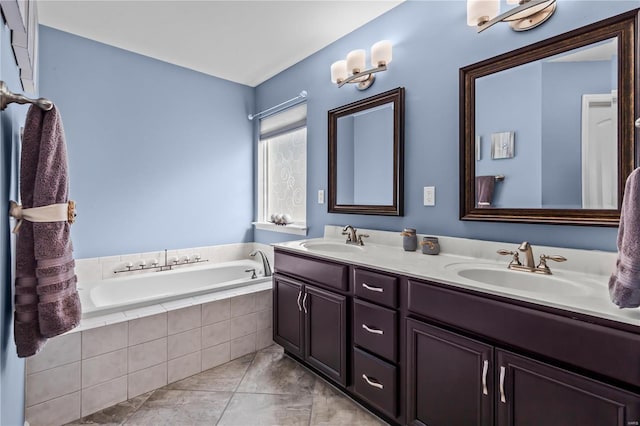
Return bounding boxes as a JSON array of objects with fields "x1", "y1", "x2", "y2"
[
  {"x1": 300, "y1": 241, "x2": 364, "y2": 254},
  {"x1": 446, "y1": 263, "x2": 592, "y2": 296}
]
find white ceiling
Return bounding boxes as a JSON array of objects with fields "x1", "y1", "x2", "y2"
[{"x1": 38, "y1": 1, "x2": 404, "y2": 87}]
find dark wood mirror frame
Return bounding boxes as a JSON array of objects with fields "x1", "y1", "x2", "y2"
[
  {"x1": 328, "y1": 87, "x2": 405, "y2": 216},
  {"x1": 460, "y1": 9, "x2": 638, "y2": 226}
]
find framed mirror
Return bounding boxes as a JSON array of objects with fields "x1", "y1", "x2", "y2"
[
  {"x1": 329, "y1": 87, "x2": 405, "y2": 215},
  {"x1": 460, "y1": 10, "x2": 637, "y2": 226}
]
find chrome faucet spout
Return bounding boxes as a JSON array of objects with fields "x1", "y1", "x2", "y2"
[
  {"x1": 518, "y1": 241, "x2": 535, "y2": 269},
  {"x1": 342, "y1": 225, "x2": 358, "y2": 244},
  {"x1": 250, "y1": 249, "x2": 272, "y2": 277}
]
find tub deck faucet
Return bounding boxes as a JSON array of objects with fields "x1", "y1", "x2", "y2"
[{"x1": 250, "y1": 249, "x2": 272, "y2": 277}]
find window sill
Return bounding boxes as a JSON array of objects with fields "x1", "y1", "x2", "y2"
[{"x1": 253, "y1": 222, "x2": 308, "y2": 236}]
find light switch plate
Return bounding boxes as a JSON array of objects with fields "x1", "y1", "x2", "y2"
[
  {"x1": 424, "y1": 186, "x2": 435, "y2": 206},
  {"x1": 318, "y1": 190, "x2": 325, "y2": 204}
]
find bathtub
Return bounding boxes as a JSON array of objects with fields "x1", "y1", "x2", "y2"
[{"x1": 79, "y1": 259, "x2": 271, "y2": 317}]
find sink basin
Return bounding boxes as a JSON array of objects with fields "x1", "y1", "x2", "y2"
[
  {"x1": 446, "y1": 264, "x2": 591, "y2": 296},
  {"x1": 300, "y1": 241, "x2": 364, "y2": 254}
]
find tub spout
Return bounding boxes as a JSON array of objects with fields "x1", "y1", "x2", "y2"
[{"x1": 250, "y1": 249, "x2": 272, "y2": 277}]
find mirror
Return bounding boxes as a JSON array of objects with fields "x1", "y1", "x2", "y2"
[
  {"x1": 460, "y1": 10, "x2": 637, "y2": 226},
  {"x1": 329, "y1": 87, "x2": 405, "y2": 215}
]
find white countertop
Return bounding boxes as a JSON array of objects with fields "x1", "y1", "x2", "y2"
[{"x1": 273, "y1": 226, "x2": 640, "y2": 329}]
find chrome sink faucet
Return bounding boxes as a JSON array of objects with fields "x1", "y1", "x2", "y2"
[
  {"x1": 498, "y1": 241, "x2": 567, "y2": 275},
  {"x1": 250, "y1": 249, "x2": 272, "y2": 277},
  {"x1": 342, "y1": 225, "x2": 369, "y2": 246}
]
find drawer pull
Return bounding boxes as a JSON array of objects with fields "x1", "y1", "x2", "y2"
[
  {"x1": 362, "y1": 324, "x2": 384, "y2": 335},
  {"x1": 296, "y1": 290, "x2": 302, "y2": 312},
  {"x1": 362, "y1": 283, "x2": 384, "y2": 293},
  {"x1": 482, "y1": 360, "x2": 488, "y2": 396},
  {"x1": 499, "y1": 366, "x2": 506, "y2": 403},
  {"x1": 362, "y1": 374, "x2": 384, "y2": 390},
  {"x1": 302, "y1": 292, "x2": 308, "y2": 314}
]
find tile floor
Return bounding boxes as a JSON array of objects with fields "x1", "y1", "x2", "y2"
[{"x1": 66, "y1": 345, "x2": 387, "y2": 426}]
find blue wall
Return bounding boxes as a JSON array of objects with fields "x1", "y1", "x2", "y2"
[
  {"x1": 1, "y1": 20, "x2": 26, "y2": 426},
  {"x1": 39, "y1": 26, "x2": 256, "y2": 258},
  {"x1": 254, "y1": 1, "x2": 638, "y2": 251}
]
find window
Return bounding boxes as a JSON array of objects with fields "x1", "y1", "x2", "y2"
[{"x1": 255, "y1": 103, "x2": 307, "y2": 235}]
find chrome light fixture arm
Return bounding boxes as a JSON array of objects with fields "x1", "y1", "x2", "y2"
[{"x1": 476, "y1": 0, "x2": 557, "y2": 33}]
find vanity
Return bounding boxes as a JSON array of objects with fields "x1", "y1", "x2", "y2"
[{"x1": 272, "y1": 228, "x2": 640, "y2": 426}]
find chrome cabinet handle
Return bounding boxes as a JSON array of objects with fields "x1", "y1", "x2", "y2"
[
  {"x1": 499, "y1": 366, "x2": 506, "y2": 403},
  {"x1": 482, "y1": 360, "x2": 489, "y2": 396},
  {"x1": 362, "y1": 283, "x2": 383, "y2": 293},
  {"x1": 362, "y1": 324, "x2": 384, "y2": 335},
  {"x1": 302, "y1": 292, "x2": 308, "y2": 314},
  {"x1": 362, "y1": 374, "x2": 383, "y2": 390},
  {"x1": 296, "y1": 290, "x2": 302, "y2": 312}
]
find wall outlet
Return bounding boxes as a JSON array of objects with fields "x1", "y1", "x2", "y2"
[
  {"x1": 424, "y1": 186, "x2": 435, "y2": 206},
  {"x1": 318, "y1": 190, "x2": 325, "y2": 204}
]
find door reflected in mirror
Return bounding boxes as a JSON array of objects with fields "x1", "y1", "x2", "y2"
[
  {"x1": 475, "y1": 38, "x2": 618, "y2": 210},
  {"x1": 329, "y1": 87, "x2": 405, "y2": 216}
]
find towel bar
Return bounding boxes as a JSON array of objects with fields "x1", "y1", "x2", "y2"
[
  {"x1": 0, "y1": 81, "x2": 53, "y2": 111},
  {"x1": 495, "y1": 175, "x2": 505, "y2": 181}
]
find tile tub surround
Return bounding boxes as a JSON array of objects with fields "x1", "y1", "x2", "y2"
[
  {"x1": 63, "y1": 346, "x2": 385, "y2": 426},
  {"x1": 25, "y1": 290, "x2": 274, "y2": 426}
]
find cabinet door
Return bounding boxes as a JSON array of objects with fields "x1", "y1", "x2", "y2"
[
  {"x1": 304, "y1": 285, "x2": 347, "y2": 386},
  {"x1": 273, "y1": 275, "x2": 304, "y2": 358},
  {"x1": 407, "y1": 319, "x2": 494, "y2": 426},
  {"x1": 496, "y1": 350, "x2": 640, "y2": 426}
]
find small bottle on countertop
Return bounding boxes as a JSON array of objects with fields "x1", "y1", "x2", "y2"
[
  {"x1": 421, "y1": 236, "x2": 440, "y2": 255},
  {"x1": 400, "y1": 228, "x2": 417, "y2": 251}
]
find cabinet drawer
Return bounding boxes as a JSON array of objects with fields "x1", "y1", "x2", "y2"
[
  {"x1": 354, "y1": 268, "x2": 397, "y2": 308},
  {"x1": 353, "y1": 347, "x2": 397, "y2": 418},
  {"x1": 407, "y1": 279, "x2": 640, "y2": 388},
  {"x1": 274, "y1": 250, "x2": 348, "y2": 291},
  {"x1": 354, "y1": 299, "x2": 397, "y2": 362}
]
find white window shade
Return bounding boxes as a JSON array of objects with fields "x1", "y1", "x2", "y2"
[{"x1": 260, "y1": 103, "x2": 307, "y2": 139}]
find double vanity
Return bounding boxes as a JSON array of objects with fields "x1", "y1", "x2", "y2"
[{"x1": 272, "y1": 227, "x2": 640, "y2": 426}]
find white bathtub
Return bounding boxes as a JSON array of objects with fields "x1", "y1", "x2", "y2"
[{"x1": 79, "y1": 259, "x2": 270, "y2": 317}]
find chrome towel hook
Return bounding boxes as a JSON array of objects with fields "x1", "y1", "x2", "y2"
[{"x1": 0, "y1": 81, "x2": 53, "y2": 111}]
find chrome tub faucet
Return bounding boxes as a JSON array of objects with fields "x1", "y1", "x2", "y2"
[{"x1": 250, "y1": 249, "x2": 272, "y2": 277}]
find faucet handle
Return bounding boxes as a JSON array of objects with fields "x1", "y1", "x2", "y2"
[
  {"x1": 357, "y1": 234, "x2": 369, "y2": 246},
  {"x1": 536, "y1": 254, "x2": 567, "y2": 272},
  {"x1": 540, "y1": 255, "x2": 567, "y2": 263},
  {"x1": 497, "y1": 249, "x2": 522, "y2": 266}
]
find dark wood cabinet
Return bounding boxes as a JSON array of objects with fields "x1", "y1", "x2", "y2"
[
  {"x1": 496, "y1": 350, "x2": 640, "y2": 426},
  {"x1": 273, "y1": 271, "x2": 348, "y2": 386},
  {"x1": 305, "y1": 285, "x2": 347, "y2": 385},
  {"x1": 407, "y1": 319, "x2": 494, "y2": 426}
]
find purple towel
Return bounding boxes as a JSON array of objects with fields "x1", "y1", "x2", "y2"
[
  {"x1": 609, "y1": 167, "x2": 640, "y2": 308},
  {"x1": 14, "y1": 105, "x2": 81, "y2": 357},
  {"x1": 476, "y1": 176, "x2": 495, "y2": 208}
]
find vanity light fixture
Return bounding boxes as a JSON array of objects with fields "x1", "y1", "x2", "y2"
[
  {"x1": 330, "y1": 40, "x2": 392, "y2": 91},
  {"x1": 467, "y1": 0, "x2": 557, "y2": 33}
]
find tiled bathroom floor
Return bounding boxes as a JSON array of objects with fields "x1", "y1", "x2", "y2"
[{"x1": 66, "y1": 345, "x2": 387, "y2": 426}]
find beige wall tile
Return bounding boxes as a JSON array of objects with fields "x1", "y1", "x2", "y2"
[
  {"x1": 26, "y1": 362, "x2": 81, "y2": 407},
  {"x1": 27, "y1": 332, "x2": 81, "y2": 374},
  {"x1": 168, "y1": 305, "x2": 202, "y2": 335},
  {"x1": 201, "y1": 342, "x2": 231, "y2": 371},
  {"x1": 128, "y1": 363, "x2": 168, "y2": 399},
  {"x1": 202, "y1": 320, "x2": 230, "y2": 349},
  {"x1": 167, "y1": 351, "x2": 202, "y2": 383},
  {"x1": 168, "y1": 328, "x2": 201, "y2": 360},
  {"x1": 25, "y1": 391, "x2": 80, "y2": 426},
  {"x1": 81, "y1": 376, "x2": 127, "y2": 417},
  {"x1": 256, "y1": 309, "x2": 272, "y2": 331},
  {"x1": 230, "y1": 294, "x2": 256, "y2": 318},
  {"x1": 128, "y1": 337, "x2": 168, "y2": 373},
  {"x1": 82, "y1": 322, "x2": 127, "y2": 359},
  {"x1": 255, "y1": 290, "x2": 272, "y2": 311},
  {"x1": 128, "y1": 313, "x2": 167, "y2": 346},
  {"x1": 256, "y1": 327, "x2": 274, "y2": 350},
  {"x1": 229, "y1": 313, "x2": 257, "y2": 340},
  {"x1": 230, "y1": 333, "x2": 256, "y2": 359},
  {"x1": 82, "y1": 349, "x2": 127, "y2": 389},
  {"x1": 202, "y1": 299, "x2": 230, "y2": 325}
]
